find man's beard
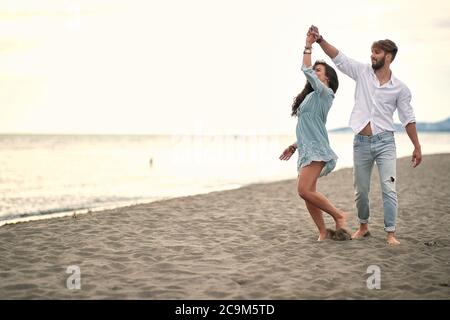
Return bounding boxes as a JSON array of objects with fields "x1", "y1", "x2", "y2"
[{"x1": 372, "y1": 56, "x2": 386, "y2": 70}]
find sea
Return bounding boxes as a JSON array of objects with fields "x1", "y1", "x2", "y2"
[{"x1": 1, "y1": 132, "x2": 449, "y2": 226}]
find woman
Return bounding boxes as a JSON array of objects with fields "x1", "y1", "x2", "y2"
[{"x1": 279, "y1": 29, "x2": 350, "y2": 241}]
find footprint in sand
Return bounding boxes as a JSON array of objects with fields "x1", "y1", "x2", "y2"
[{"x1": 326, "y1": 228, "x2": 352, "y2": 241}]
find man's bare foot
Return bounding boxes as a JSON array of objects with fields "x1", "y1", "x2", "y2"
[
  {"x1": 387, "y1": 233, "x2": 400, "y2": 246},
  {"x1": 334, "y1": 212, "x2": 348, "y2": 230},
  {"x1": 352, "y1": 224, "x2": 370, "y2": 239}
]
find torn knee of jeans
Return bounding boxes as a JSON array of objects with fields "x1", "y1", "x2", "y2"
[
  {"x1": 382, "y1": 176, "x2": 397, "y2": 194},
  {"x1": 382, "y1": 176, "x2": 395, "y2": 184},
  {"x1": 381, "y1": 176, "x2": 396, "y2": 191}
]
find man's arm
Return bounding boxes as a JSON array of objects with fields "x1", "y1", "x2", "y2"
[
  {"x1": 318, "y1": 39, "x2": 339, "y2": 59},
  {"x1": 397, "y1": 86, "x2": 422, "y2": 167},
  {"x1": 405, "y1": 122, "x2": 422, "y2": 167},
  {"x1": 309, "y1": 26, "x2": 338, "y2": 58},
  {"x1": 309, "y1": 25, "x2": 365, "y2": 81}
]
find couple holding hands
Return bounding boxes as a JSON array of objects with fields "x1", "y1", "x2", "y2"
[{"x1": 279, "y1": 26, "x2": 422, "y2": 245}]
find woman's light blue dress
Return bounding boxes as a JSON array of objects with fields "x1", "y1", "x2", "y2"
[{"x1": 296, "y1": 65, "x2": 338, "y2": 177}]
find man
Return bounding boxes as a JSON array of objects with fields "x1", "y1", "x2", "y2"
[{"x1": 309, "y1": 25, "x2": 422, "y2": 245}]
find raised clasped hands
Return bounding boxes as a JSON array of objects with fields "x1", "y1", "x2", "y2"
[{"x1": 307, "y1": 25, "x2": 321, "y2": 43}]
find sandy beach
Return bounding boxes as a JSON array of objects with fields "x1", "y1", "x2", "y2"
[{"x1": 0, "y1": 154, "x2": 449, "y2": 299}]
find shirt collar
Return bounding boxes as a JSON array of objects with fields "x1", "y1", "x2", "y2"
[
  {"x1": 370, "y1": 67, "x2": 395, "y2": 87},
  {"x1": 389, "y1": 73, "x2": 396, "y2": 86}
]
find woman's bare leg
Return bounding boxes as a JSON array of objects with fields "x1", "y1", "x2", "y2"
[
  {"x1": 297, "y1": 173, "x2": 328, "y2": 240},
  {"x1": 298, "y1": 161, "x2": 348, "y2": 229},
  {"x1": 305, "y1": 200, "x2": 328, "y2": 240}
]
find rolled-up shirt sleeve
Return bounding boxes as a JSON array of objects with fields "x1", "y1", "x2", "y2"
[
  {"x1": 301, "y1": 65, "x2": 325, "y2": 95},
  {"x1": 397, "y1": 86, "x2": 416, "y2": 127},
  {"x1": 331, "y1": 51, "x2": 365, "y2": 81}
]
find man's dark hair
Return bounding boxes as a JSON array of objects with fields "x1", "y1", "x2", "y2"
[{"x1": 372, "y1": 39, "x2": 398, "y2": 62}]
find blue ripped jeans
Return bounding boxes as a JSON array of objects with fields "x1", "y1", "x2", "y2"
[{"x1": 353, "y1": 131, "x2": 397, "y2": 232}]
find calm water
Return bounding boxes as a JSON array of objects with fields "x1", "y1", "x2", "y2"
[{"x1": 1, "y1": 133, "x2": 449, "y2": 225}]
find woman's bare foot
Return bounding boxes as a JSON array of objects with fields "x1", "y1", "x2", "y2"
[
  {"x1": 334, "y1": 211, "x2": 348, "y2": 230},
  {"x1": 317, "y1": 230, "x2": 328, "y2": 241},
  {"x1": 386, "y1": 233, "x2": 400, "y2": 246},
  {"x1": 352, "y1": 224, "x2": 370, "y2": 239},
  {"x1": 317, "y1": 228, "x2": 334, "y2": 241}
]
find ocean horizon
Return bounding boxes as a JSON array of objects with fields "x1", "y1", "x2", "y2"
[{"x1": 1, "y1": 132, "x2": 449, "y2": 226}]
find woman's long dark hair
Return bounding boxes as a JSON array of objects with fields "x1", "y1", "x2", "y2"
[{"x1": 291, "y1": 61, "x2": 339, "y2": 117}]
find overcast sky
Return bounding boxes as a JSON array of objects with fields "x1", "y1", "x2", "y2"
[{"x1": 1, "y1": 0, "x2": 449, "y2": 134}]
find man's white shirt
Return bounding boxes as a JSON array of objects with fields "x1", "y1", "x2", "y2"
[{"x1": 332, "y1": 51, "x2": 416, "y2": 134}]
